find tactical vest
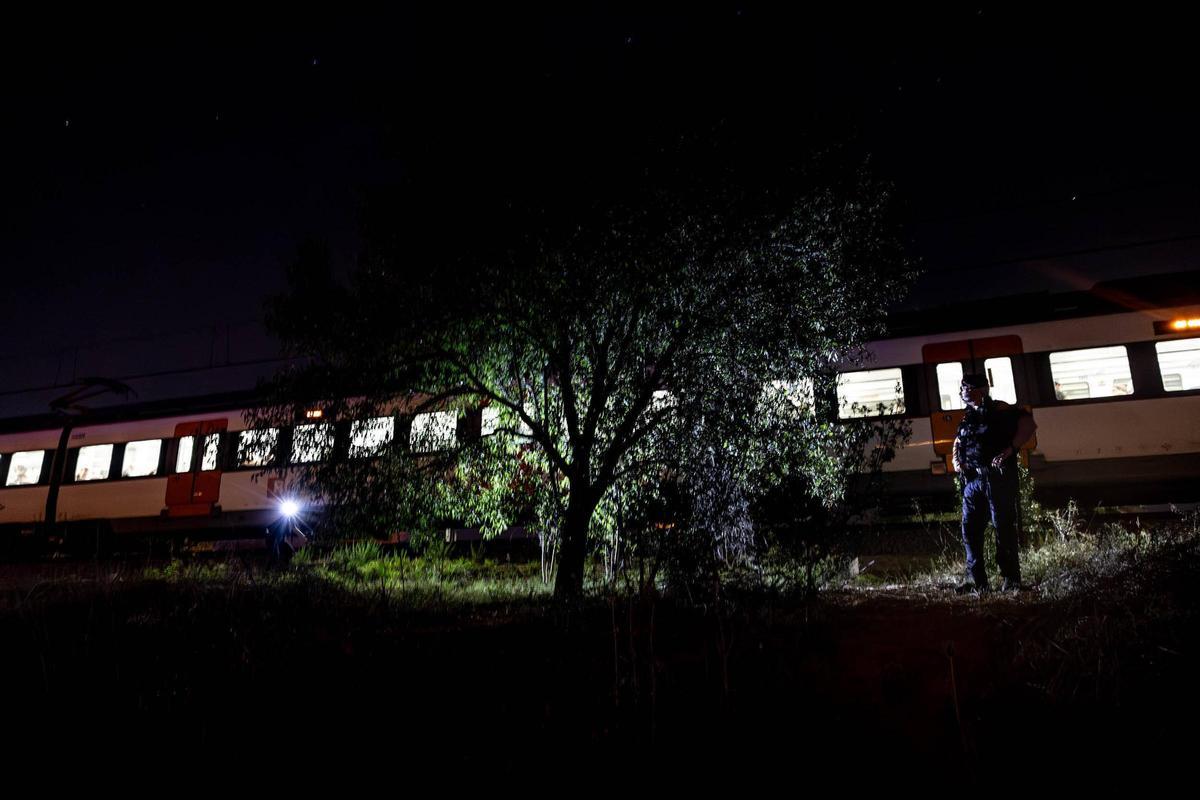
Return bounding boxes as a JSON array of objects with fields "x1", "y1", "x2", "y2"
[{"x1": 957, "y1": 399, "x2": 1020, "y2": 474}]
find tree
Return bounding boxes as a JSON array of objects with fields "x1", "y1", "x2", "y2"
[{"x1": 256, "y1": 158, "x2": 914, "y2": 599}]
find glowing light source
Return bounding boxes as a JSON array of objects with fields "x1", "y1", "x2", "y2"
[
  {"x1": 1154, "y1": 318, "x2": 1200, "y2": 335},
  {"x1": 279, "y1": 499, "x2": 300, "y2": 518},
  {"x1": 305, "y1": 409, "x2": 324, "y2": 419}
]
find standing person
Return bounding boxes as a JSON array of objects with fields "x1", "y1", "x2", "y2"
[{"x1": 952, "y1": 373, "x2": 1038, "y2": 593}]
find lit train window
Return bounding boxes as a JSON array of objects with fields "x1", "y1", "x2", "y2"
[
  {"x1": 292, "y1": 423, "x2": 336, "y2": 463},
  {"x1": 482, "y1": 405, "x2": 550, "y2": 437},
  {"x1": 411, "y1": 411, "x2": 457, "y2": 452},
  {"x1": 175, "y1": 436, "x2": 195, "y2": 473},
  {"x1": 482, "y1": 405, "x2": 545, "y2": 437},
  {"x1": 201, "y1": 434, "x2": 220, "y2": 471},
  {"x1": 1049, "y1": 346, "x2": 1134, "y2": 400},
  {"x1": 489, "y1": 407, "x2": 537, "y2": 438},
  {"x1": 836, "y1": 368, "x2": 905, "y2": 418},
  {"x1": 1156, "y1": 339, "x2": 1200, "y2": 392},
  {"x1": 5, "y1": 451, "x2": 44, "y2": 486},
  {"x1": 75, "y1": 444, "x2": 114, "y2": 481},
  {"x1": 349, "y1": 417, "x2": 394, "y2": 458},
  {"x1": 237, "y1": 429, "x2": 278, "y2": 467},
  {"x1": 121, "y1": 439, "x2": 162, "y2": 478},
  {"x1": 936, "y1": 363, "x2": 965, "y2": 410},
  {"x1": 983, "y1": 357, "x2": 1017, "y2": 404}
]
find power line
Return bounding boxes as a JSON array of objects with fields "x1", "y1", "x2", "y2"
[{"x1": 0, "y1": 355, "x2": 303, "y2": 399}]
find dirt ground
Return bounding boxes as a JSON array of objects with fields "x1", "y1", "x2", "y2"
[{"x1": 0, "y1": 561, "x2": 1193, "y2": 786}]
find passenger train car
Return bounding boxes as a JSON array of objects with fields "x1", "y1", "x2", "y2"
[
  {"x1": 848, "y1": 271, "x2": 1200, "y2": 508},
  {"x1": 0, "y1": 391, "x2": 464, "y2": 554},
  {"x1": 2, "y1": 272, "x2": 1198, "y2": 553}
]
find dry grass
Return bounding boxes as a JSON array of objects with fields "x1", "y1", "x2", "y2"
[{"x1": 0, "y1": 510, "x2": 1195, "y2": 781}]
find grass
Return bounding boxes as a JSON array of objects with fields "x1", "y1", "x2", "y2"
[
  {"x1": 136, "y1": 540, "x2": 551, "y2": 608},
  {"x1": 19, "y1": 502, "x2": 1199, "y2": 613},
  {"x1": 847, "y1": 471, "x2": 1200, "y2": 593},
  {"x1": 1, "y1": 508, "x2": 1197, "y2": 782},
  {"x1": 846, "y1": 505, "x2": 1200, "y2": 717}
]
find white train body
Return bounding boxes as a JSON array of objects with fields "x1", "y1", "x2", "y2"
[
  {"x1": 853, "y1": 282, "x2": 1200, "y2": 506},
  {"x1": 0, "y1": 393, "x2": 435, "y2": 550},
  {"x1": 0, "y1": 409, "x2": 282, "y2": 539},
  {"x1": 2, "y1": 275, "x2": 1199, "y2": 547}
]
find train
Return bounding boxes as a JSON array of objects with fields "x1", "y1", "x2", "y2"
[
  {"x1": 863, "y1": 270, "x2": 1200, "y2": 508},
  {"x1": 2, "y1": 271, "x2": 1198, "y2": 555},
  {"x1": 0, "y1": 388, "x2": 485, "y2": 555}
]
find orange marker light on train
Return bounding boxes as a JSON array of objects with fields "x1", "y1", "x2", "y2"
[{"x1": 1156, "y1": 318, "x2": 1200, "y2": 334}]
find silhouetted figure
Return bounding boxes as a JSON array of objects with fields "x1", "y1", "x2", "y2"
[{"x1": 952, "y1": 373, "x2": 1038, "y2": 593}]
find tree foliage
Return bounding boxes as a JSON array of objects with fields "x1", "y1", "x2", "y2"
[{"x1": 254, "y1": 156, "x2": 915, "y2": 598}]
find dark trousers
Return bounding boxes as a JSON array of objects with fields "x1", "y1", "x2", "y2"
[{"x1": 960, "y1": 469, "x2": 1021, "y2": 587}]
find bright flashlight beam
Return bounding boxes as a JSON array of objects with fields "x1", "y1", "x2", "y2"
[{"x1": 279, "y1": 500, "x2": 300, "y2": 518}]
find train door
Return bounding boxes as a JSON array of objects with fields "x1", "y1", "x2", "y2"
[
  {"x1": 922, "y1": 335, "x2": 1037, "y2": 473},
  {"x1": 165, "y1": 419, "x2": 226, "y2": 516}
]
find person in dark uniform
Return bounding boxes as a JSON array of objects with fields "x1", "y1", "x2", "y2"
[{"x1": 952, "y1": 373, "x2": 1038, "y2": 593}]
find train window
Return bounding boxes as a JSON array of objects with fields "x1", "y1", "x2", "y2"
[
  {"x1": 481, "y1": 406, "x2": 541, "y2": 438},
  {"x1": 836, "y1": 368, "x2": 905, "y2": 418},
  {"x1": 481, "y1": 407, "x2": 501, "y2": 436},
  {"x1": 938, "y1": 360, "x2": 1016, "y2": 407},
  {"x1": 292, "y1": 422, "x2": 336, "y2": 463},
  {"x1": 121, "y1": 439, "x2": 162, "y2": 478},
  {"x1": 349, "y1": 417, "x2": 394, "y2": 458},
  {"x1": 1049, "y1": 346, "x2": 1134, "y2": 400},
  {"x1": 237, "y1": 429, "x2": 278, "y2": 467},
  {"x1": 411, "y1": 411, "x2": 456, "y2": 452},
  {"x1": 5, "y1": 451, "x2": 44, "y2": 486},
  {"x1": 201, "y1": 433, "x2": 220, "y2": 471},
  {"x1": 518, "y1": 406, "x2": 535, "y2": 437},
  {"x1": 983, "y1": 357, "x2": 1018, "y2": 404},
  {"x1": 1155, "y1": 339, "x2": 1200, "y2": 392},
  {"x1": 936, "y1": 363, "x2": 965, "y2": 410},
  {"x1": 75, "y1": 444, "x2": 114, "y2": 481},
  {"x1": 175, "y1": 436, "x2": 195, "y2": 473},
  {"x1": 480, "y1": 406, "x2": 540, "y2": 437}
]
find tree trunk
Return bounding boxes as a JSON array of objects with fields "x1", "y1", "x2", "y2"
[{"x1": 554, "y1": 491, "x2": 596, "y2": 599}]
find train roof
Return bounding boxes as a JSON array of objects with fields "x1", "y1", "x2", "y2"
[
  {"x1": 0, "y1": 389, "x2": 266, "y2": 436},
  {"x1": 885, "y1": 269, "x2": 1200, "y2": 339},
  {"x1": 3, "y1": 270, "x2": 1197, "y2": 434}
]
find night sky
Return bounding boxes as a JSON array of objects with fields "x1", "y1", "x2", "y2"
[{"x1": 3, "y1": 5, "x2": 1198, "y2": 414}]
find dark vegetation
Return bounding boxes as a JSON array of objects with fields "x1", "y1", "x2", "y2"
[
  {"x1": 255, "y1": 132, "x2": 915, "y2": 600},
  {"x1": 2, "y1": 509, "x2": 1196, "y2": 784}
]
